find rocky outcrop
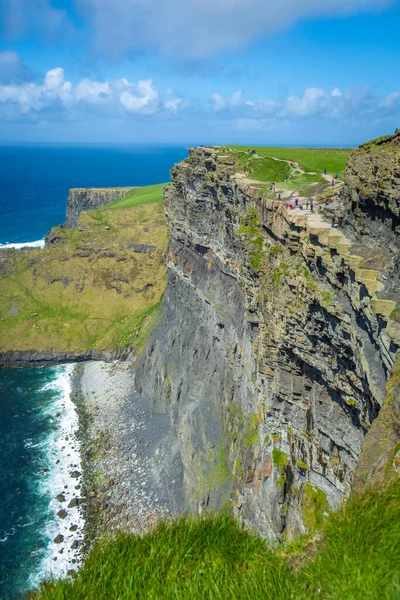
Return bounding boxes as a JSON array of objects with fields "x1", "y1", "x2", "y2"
[
  {"x1": 63, "y1": 187, "x2": 137, "y2": 229},
  {"x1": 342, "y1": 132, "x2": 400, "y2": 252},
  {"x1": 136, "y1": 142, "x2": 400, "y2": 540}
]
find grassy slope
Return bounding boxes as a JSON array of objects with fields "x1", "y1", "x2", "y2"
[
  {"x1": 224, "y1": 146, "x2": 350, "y2": 196},
  {"x1": 110, "y1": 183, "x2": 168, "y2": 209},
  {"x1": 30, "y1": 478, "x2": 400, "y2": 599},
  {"x1": 0, "y1": 185, "x2": 167, "y2": 354}
]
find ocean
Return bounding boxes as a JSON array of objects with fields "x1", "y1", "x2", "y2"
[
  {"x1": 0, "y1": 145, "x2": 188, "y2": 598},
  {"x1": 0, "y1": 144, "x2": 188, "y2": 246}
]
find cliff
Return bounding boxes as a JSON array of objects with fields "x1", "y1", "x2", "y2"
[
  {"x1": 63, "y1": 187, "x2": 137, "y2": 229},
  {"x1": 0, "y1": 187, "x2": 167, "y2": 363},
  {"x1": 136, "y1": 139, "x2": 400, "y2": 539}
]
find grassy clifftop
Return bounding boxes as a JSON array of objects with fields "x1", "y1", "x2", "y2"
[
  {"x1": 0, "y1": 185, "x2": 168, "y2": 355},
  {"x1": 220, "y1": 145, "x2": 350, "y2": 197}
]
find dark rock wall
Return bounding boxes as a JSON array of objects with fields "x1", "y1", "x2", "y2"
[
  {"x1": 64, "y1": 187, "x2": 137, "y2": 229},
  {"x1": 136, "y1": 144, "x2": 400, "y2": 539}
]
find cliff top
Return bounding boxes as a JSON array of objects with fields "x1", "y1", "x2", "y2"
[
  {"x1": 359, "y1": 130, "x2": 400, "y2": 152},
  {"x1": 0, "y1": 185, "x2": 168, "y2": 357},
  {"x1": 212, "y1": 145, "x2": 350, "y2": 201}
]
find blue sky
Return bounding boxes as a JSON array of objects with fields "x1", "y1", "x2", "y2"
[{"x1": 0, "y1": 0, "x2": 399, "y2": 145}]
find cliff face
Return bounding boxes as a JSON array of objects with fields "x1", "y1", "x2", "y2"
[
  {"x1": 63, "y1": 187, "x2": 137, "y2": 229},
  {"x1": 136, "y1": 141, "x2": 400, "y2": 539}
]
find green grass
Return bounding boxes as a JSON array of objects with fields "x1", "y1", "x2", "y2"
[
  {"x1": 0, "y1": 189, "x2": 168, "y2": 354},
  {"x1": 30, "y1": 478, "x2": 400, "y2": 599},
  {"x1": 110, "y1": 183, "x2": 167, "y2": 209},
  {"x1": 229, "y1": 146, "x2": 350, "y2": 178}
]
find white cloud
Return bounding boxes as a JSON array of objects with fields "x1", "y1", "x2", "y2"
[
  {"x1": 164, "y1": 89, "x2": 186, "y2": 112},
  {"x1": 1, "y1": 56, "x2": 399, "y2": 134},
  {"x1": 0, "y1": 66, "x2": 185, "y2": 122},
  {"x1": 285, "y1": 87, "x2": 329, "y2": 117},
  {"x1": 76, "y1": 0, "x2": 393, "y2": 59},
  {"x1": 120, "y1": 79, "x2": 159, "y2": 114},
  {"x1": 212, "y1": 90, "x2": 243, "y2": 111},
  {"x1": 211, "y1": 84, "x2": 400, "y2": 124}
]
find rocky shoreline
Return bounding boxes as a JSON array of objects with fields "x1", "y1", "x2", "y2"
[{"x1": 71, "y1": 360, "x2": 184, "y2": 556}]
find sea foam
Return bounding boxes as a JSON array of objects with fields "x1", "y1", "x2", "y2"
[
  {"x1": 28, "y1": 364, "x2": 84, "y2": 590},
  {"x1": 0, "y1": 239, "x2": 45, "y2": 249}
]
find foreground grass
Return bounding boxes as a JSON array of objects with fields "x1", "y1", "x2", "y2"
[
  {"x1": 110, "y1": 183, "x2": 167, "y2": 209},
  {"x1": 30, "y1": 478, "x2": 400, "y2": 599},
  {"x1": 0, "y1": 186, "x2": 168, "y2": 354}
]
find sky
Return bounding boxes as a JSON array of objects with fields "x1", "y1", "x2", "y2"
[{"x1": 0, "y1": 0, "x2": 399, "y2": 145}]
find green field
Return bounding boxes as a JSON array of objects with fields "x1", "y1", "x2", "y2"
[
  {"x1": 110, "y1": 183, "x2": 167, "y2": 209},
  {"x1": 221, "y1": 146, "x2": 351, "y2": 197},
  {"x1": 30, "y1": 477, "x2": 400, "y2": 600},
  {"x1": 0, "y1": 186, "x2": 168, "y2": 354}
]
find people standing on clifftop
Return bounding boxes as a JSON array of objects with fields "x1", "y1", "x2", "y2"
[{"x1": 295, "y1": 198, "x2": 299, "y2": 207}]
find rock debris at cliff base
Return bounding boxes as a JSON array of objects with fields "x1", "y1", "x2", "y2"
[{"x1": 74, "y1": 360, "x2": 184, "y2": 545}]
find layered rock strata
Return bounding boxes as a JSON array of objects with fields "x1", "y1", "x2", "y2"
[
  {"x1": 137, "y1": 141, "x2": 400, "y2": 539},
  {"x1": 63, "y1": 187, "x2": 137, "y2": 229}
]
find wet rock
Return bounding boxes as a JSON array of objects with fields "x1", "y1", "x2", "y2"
[
  {"x1": 57, "y1": 509, "x2": 67, "y2": 519},
  {"x1": 56, "y1": 494, "x2": 65, "y2": 502},
  {"x1": 54, "y1": 534, "x2": 64, "y2": 544},
  {"x1": 70, "y1": 471, "x2": 81, "y2": 478},
  {"x1": 68, "y1": 498, "x2": 79, "y2": 508}
]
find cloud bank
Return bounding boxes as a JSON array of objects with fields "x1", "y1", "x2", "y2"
[
  {"x1": 77, "y1": 0, "x2": 392, "y2": 58},
  {"x1": 210, "y1": 85, "x2": 400, "y2": 126},
  {"x1": 0, "y1": 61, "x2": 185, "y2": 122},
  {"x1": 0, "y1": 0, "x2": 393, "y2": 59},
  {"x1": 0, "y1": 54, "x2": 399, "y2": 142}
]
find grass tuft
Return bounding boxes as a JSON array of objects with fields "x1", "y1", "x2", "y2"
[{"x1": 29, "y1": 478, "x2": 400, "y2": 599}]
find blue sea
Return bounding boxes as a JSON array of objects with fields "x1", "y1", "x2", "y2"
[
  {"x1": 0, "y1": 144, "x2": 188, "y2": 246},
  {"x1": 0, "y1": 145, "x2": 188, "y2": 598}
]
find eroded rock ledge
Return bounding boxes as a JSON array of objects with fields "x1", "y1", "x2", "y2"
[
  {"x1": 136, "y1": 141, "x2": 400, "y2": 540},
  {"x1": 63, "y1": 187, "x2": 137, "y2": 229}
]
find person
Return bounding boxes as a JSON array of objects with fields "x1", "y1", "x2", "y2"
[
  {"x1": 335, "y1": 173, "x2": 339, "y2": 179},
  {"x1": 310, "y1": 201, "x2": 314, "y2": 212},
  {"x1": 323, "y1": 168, "x2": 327, "y2": 175},
  {"x1": 331, "y1": 179, "x2": 334, "y2": 187},
  {"x1": 334, "y1": 215, "x2": 339, "y2": 227},
  {"x1": 331, "y1": 218, "x2": 335, "y2": 228},
  {"x1": 306, "y1": 201, "x2": 309, "y2": 210},
  {"x1": 295, "y1": 198, "x2": 299, "y2": 207},
  {"x1": 278, "y1": 193, "x2": 281, "y2": 200}
]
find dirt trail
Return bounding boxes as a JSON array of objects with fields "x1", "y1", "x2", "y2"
[{"x1": 234, "y1": 149, "x2": 343, "y2": 204}]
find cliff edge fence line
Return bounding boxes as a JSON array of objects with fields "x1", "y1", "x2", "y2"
[{"x1": 136, "y1": 134, "x2": 400, "y2": 539}]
